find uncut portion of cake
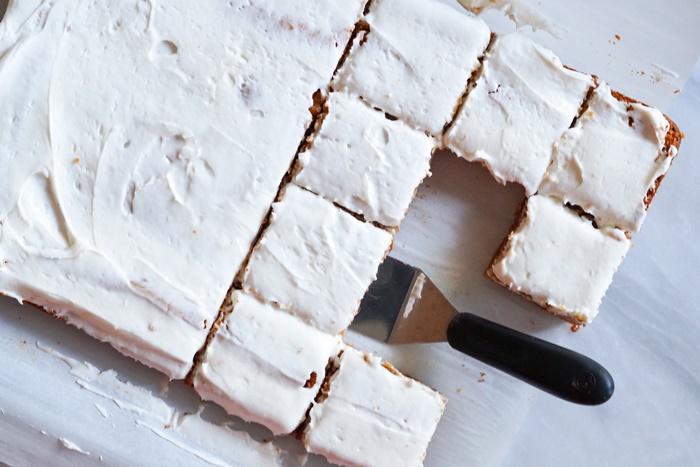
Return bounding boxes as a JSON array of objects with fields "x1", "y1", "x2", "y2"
[
  {"x1": 304, "y1": 346, "x2": 446, "y2": 467},
  {"x1": 193, "y1": 291, "x2": 341, "y2": 436},
  {"x1": 488, "y1": 195, "x2": 631, "y2": 325},
  {"x1": 0, "y1": 0, "x2": 366, "y2": 379},
  {"x1": 539, "y1": 82, "x2": 682, "y2": 232},
  {"x1": 445, "y1": 33, "x2": 594, "y2": 195},
  {"x1": 294, "y1": 91, "x2": 435, "y2": 227},
  {"x1": 243, "y1": 184, "x2": 393, "y2": 334},
  {"x1": 335, "y1": 0, "x2": 491, "y2": 135}
]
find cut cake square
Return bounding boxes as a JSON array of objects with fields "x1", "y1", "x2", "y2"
[
  {"x1": 303, "y1": 346, "x2": 446, "y2": 467},
  {"x1": 193, "y1": 290, "x2": 341, "y2": 436},
  {"x1": 243, "y1": 184, "x2": 393, "y2": 334},
  {"x1": 334, "y1": 0, "x2": 490, "y2": 135},
  {"x1": 538, "y1": 82, "x2": 682, "y2": 232},
  {"x1": 488, "y1": 195, "x2": 631, "y2": 325},
  {"x1": 0, "y1": 0, "x2": 365, "y2": 379},
  {"x1": 445, "y1": 33, "x2": 594, "y2": 195},
  {"x1": 294, "y1": 91, "x2": 435, "y2": 227}
]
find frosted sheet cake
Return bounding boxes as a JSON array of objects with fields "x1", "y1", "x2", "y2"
[{"x1": 0, "y1": 0, "x2": 684, "y2": 465}]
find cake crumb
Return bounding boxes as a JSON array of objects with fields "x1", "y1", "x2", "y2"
[
  {"x1": 615, "y1": 34, "x2": 621, "y2": 41},
  {"x1": 304, "y1": 372, "x2": 318, "y2": 388}
]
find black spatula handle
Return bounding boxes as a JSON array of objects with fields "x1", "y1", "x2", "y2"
[{"x1": 446, "y1": 312, "x2": 614, "y2": 405}]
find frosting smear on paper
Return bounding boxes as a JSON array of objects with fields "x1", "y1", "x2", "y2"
[
  {"x1": 37, "y1": 342, "x2": 282, "y2": 467},
  {"x1": 457, "y1": 0, "x2": 560, "y2": 36}
]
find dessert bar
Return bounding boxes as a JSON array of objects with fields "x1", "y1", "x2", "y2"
[
  {"x1": 488, "y1": 195, "x2": 631, "y2": 325},
  {"x1": 243, "y1": 184, "x2": 393, "y2": 334},
  {"x1": 335, "y1": 0, "x2": 490, "y2": 135},
  {"x1": 294, "y1": 91, "x2": 434, "y2": 228},
  {"x1": 539, "y1": 82, "x2": 682, "y2": 232},
  {"x1": 304, "y1": 346, "x2": 446, "y2": 467},
  {"x1": 194, "y1": 291, "x2": 341, "y2": 436}
]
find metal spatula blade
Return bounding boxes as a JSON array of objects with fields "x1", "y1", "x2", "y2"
[
  {"x1": 352, "y1": 256, "x2": 458, "y2": 345},
  {"x1": 350, "y1": 256, "x2": 615, "y2": 406}
]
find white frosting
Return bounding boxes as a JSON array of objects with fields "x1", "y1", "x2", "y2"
[
  {"x1": 0, "y1": 0, "x2": 364, "y2": 379},
  {"x1": 304, "y1": 346, "x2": 446, "y2": 467},
  {"x1": 194, "y1": 291, "x2": 341, "y2": 436},
  {"x1": 58, "y1": 438, "x2": 90, "y2": 456},
  {"x1": 490, "y1": 195, "x2": 631, "y2": 324},
  {"x1": 446, "y1": 33, "x2": 594, "y2": 195},
  {"x1": 244, "y1": 185, "x2": 393, "y2": 334},
  {"x1": 137, "y1": 416, "x2": 282, "y2": 467},
  {"x1": 294, "y1": 92, "x2": 434, "y2": 227},
  {"x1": 335, "y1": 0, "x2": 491, "y2": 136},
  {"x1": 538, "y1": 82, "x2": 674, "y2": 232},
  {"x1": 456, "y1": 0, "x2": 561, "y2": 37},
  {"x1": 403, "y1": 272, "x2": 426, "y2": 320}
]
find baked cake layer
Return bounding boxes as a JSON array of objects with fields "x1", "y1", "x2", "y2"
[
  {"x1": 335, "y1": 0, "x2": 490, "y2": 135},
  {"x1": 243, "y1": 184, "x2": 393, "y2": 334},
  {"x1": 0, "y1": 0, "x2": 365, "y2": 378},
  {"x1": 538, "y1": 82, "x2": 680, "y2": 232},
  {"x1": 304, "y1": 346, "x2": 446, "y2": 467},
  {"x1": 294, "y1": 91, "x2": 435, "y2": 227},
  {"x1": 445, "y1": 33, "x2": 594, "y2": 196},
  {"x1": 488, "y1": 195, "x2": 631, "y2": 325},
  {"x1": 193, "y1": 290, "x2": 341, "y2": 436}
]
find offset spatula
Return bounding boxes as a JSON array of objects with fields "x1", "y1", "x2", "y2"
[{"x1": 351, "y1": 256, "x2": 614, "y2": 405}]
